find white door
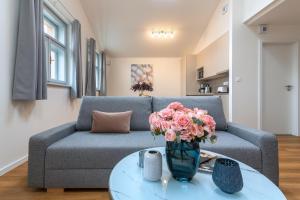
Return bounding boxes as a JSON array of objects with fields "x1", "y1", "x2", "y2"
[{"x1": 262, "y1": 43, "x2": 298, "y2": 135}]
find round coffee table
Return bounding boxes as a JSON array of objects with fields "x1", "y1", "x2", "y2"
[{"x1": 109, "y1": 147, "x2": 286, "y2": 200}]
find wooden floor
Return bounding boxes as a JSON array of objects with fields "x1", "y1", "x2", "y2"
[
  {"x1": 0, "y1": 136, "x2": 299, "y2": 200},
  {"x1": 278, "y1": 136, "x2": 300, "y2": 200}
]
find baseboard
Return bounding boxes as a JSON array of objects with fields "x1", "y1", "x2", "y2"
[{"x1": 0, "y1": 155, "x2": 28, "y2": 176}]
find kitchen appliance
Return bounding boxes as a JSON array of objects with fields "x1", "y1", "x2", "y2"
[
  {"x1": 217, "y1": 82, "x2": 229, "y2": 93},
  {"x1": 217, "y1": 86, "x2": 228, "y2": 93},
  {"x1": 199, "y1": 84, "x2": 205, "y2": 93},
  {"x1": 199, "y1": 83, "x2": 211, "y2": 94},
  {"x1": 205, "y1": 85, "x2": 211, "y2": 94}
]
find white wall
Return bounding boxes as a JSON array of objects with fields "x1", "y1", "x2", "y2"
[
  {"x1": 230, "y1": 0, "x2": 261, "y2": 128},
  {"x1": 231, "y1": 0, "x2": 300, "y2": 131},
  {"x1": 107, "y1": 58, "x2": 182, "y2": 97},
  {"x1": 180, "y1": 57, "x2": 187, "y2": 96},
  {"x1": 185, "y1": 55, "x2": 198, "y2": 95},
  {"x1": 243, "y1": 0, "x2": 275, "y2": 21},
  {"x1": 194, "y1": 0, "x2": 229, "y2": 54},
  {"x1": 0, "y1": 0, "x2": 100, "y2": 174}
]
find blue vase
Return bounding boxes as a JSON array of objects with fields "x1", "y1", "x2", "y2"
[{"x1": 166, "y1": 141, "x2": 200, "y2": 182}]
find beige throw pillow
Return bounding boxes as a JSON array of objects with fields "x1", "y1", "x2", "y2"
[{"x1": 91, "y1": 110, "x2": 132, "y2": 133}]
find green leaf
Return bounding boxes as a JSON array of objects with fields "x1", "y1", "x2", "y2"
[
  {"x1": 192, "y1": 117, "x2": 204, "y2": 126},
  {"x1": 210, "y1": 135, "x2": 217, "y2": 144},
  {"x1": 204, "y1": 131, "x2": 209, "y2": 137}
]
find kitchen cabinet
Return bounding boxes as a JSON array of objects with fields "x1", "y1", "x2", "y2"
[{"x1": 197, "y1": 33, "x2": 229, "y2": 79}]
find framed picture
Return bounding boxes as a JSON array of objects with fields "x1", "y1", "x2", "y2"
[{"x1": 131, "y1": 64, "x2": 153, "y2": 86}]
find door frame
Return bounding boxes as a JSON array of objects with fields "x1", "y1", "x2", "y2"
[{"x1": 258, "y1": 41, "x2": 300, "y2": 136}]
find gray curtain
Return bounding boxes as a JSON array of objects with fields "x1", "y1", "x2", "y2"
[
  {"x1": 70, "y1": 20, "x2": 83, "y2": 98},
  {"x1": 85, "y1": 38, "x2": 96, "y2": 96},
  {"x1": 12, "y1": 0, "x2": 47, "y2": 100},
  {"x1": 100, "y1": 52, "x2": 107, "y2": 96}
]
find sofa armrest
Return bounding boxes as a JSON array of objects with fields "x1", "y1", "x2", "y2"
[
  {"x1": 227, "y1": 122, "x2": 279, "y2": 185},
  {"x1": 28, "y1": 122, "x2": 76, "y2": 188}
]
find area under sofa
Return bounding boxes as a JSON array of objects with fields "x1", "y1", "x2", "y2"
[{"x1": 28, "y1": 96, "x2": 279, "y2": 189}]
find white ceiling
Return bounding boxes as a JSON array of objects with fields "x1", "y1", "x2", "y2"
[
  {"x1": 252, "y1": 0, "x2": 300, "y2": 25},
  {"x1": 80, "y1": 0, "x2": 219, "y2": 57}
]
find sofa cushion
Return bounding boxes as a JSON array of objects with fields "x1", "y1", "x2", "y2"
[
  {"x1": 46, "y1": 131, "x2": 261, "y2": 171},
  {"x1": 152, "y1": 96, "x2": 227, "y2": 131},
  {"x1": 201, "y1": 131, "x2": 262, "y2": 170},
  {"x1": 91, "y1": 110, "x2": 132, "y2": 133},
  {"x1": 45, "y1": 131, "x2": 165, "y2": 169},
  {"x1": 76, "y1": 96, "x2": 152, "y2": 131}
]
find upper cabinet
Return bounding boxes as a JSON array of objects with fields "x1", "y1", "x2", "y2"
[{"x1": 197, "y1": 33, "x2": 229, "y2": 78}]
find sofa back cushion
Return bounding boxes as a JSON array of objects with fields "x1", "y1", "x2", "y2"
[
  {"x1": 152, "y1": 96, "x2": 227, "y2": 131},
  {"x1": 76, "y1": 96, "x2": 152, "y2": 131},
  {"x1": 91, "y1": 110, "x2": 132, "y2": 133}
]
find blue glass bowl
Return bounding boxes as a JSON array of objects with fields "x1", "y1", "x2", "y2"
[{"x1": 212, "y1": 158, "x2": 243, "y2": 194}]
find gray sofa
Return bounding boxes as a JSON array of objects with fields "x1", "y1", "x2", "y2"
[{"x1": 28, "y1": 96, "x2": 279, "y2": 189}]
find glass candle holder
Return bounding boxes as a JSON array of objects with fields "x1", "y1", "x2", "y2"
[{"x1": 212, "y1": 158, "x2": 243, "y2": 194}]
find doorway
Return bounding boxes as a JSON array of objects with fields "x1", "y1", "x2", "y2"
[{"x1": 261, "y1": 43, "x2": 299, "y2": 135}]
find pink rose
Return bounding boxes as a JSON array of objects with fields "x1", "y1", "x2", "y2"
[
  {"x1": 201, "y1": 115, "x2": 216, "y2": 134},
  {"x1": 165, "y1": 129, "x2": 177, "y2": 141},
  {"x1": 173, "y1": 112, "x2": 191, "y2": 129},
  {"x1": 160, "y1": 120, "x2": 171, "y2": 131},
  {"x1": 171, "y1": 122, "x2": 183, "y2": 132},
  {"x1": 158, "y1": 108, "x2": 174, "y2": 120},
  {"x1": 180, "y1": 130, "x2": 193, "y2": 142},
  {"x1": 149, "y1": 113, "x2": 157, "y2": 124},
  {"x1": 168, "y1": 102, "x2": 185, "y2": 111},
  {"x1": 192, "y1": 125, "x2": 205, "y2": 138},
  {"x1": 183, "y1": 107, "x2": 193, "y2": 113},
  {"x1": 189, "y1": 125, "x2": 204, "y2": 137},
  {"x1": 187, "y1": 111, "x2": 196, "y2": 119},
  {"x1": 194, "y1": 108, "x2": 208, "y2": 117},
  {"x1": 196, "y1": 125, "x2": 205, "y2": 137},
  {"x1": 149, "y1": 113, "x2": 162, "y2": 131}
]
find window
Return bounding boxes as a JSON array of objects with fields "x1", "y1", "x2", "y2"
[
  {"x1": 43, "y1": 6, "x2": 68, "y2": 84},
  {"x1": 95, "y1": 52, "x2": 102, "y2": 90}
]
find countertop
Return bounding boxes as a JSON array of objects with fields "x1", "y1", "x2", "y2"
[{"x1": 187, "y1": 93, "x2": 229, "y2": 96}]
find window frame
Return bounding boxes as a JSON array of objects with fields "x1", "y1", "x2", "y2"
[{"x1": 43, "y1": 4, "x2": 69, "y2": 86}]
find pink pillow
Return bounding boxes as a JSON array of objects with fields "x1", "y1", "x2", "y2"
[{"x1": 91, "y1": 110, "x2": 132, "y2": 133}]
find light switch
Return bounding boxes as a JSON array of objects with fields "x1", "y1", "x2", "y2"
[{"x1": 235, "y1": 77, "x2": 241, "y2": 82}]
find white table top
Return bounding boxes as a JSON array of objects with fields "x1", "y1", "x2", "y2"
[{"x1": 109, "y1": 147, "x2": 286, "y2": 200}]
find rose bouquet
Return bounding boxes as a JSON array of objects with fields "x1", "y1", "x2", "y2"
[{"x1": 149, "y1": 102, "x2": 217, "y2": 143}]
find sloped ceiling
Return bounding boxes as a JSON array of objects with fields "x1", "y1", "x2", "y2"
[{"x1": 80, "y1": 0, "x2": 219, "y2": 57}]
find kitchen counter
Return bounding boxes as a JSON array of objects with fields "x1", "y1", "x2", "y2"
[{"x1": 187, "y1": 93, "x2": 229, "y2": 96}]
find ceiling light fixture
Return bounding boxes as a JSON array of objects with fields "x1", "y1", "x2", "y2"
[{"x1": 151, "y1": 29, "x2": 175, "y2": 39}]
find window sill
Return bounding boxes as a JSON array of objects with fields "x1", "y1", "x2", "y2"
[{"x1": 47, "y1": 82, "x2": 71, "y2": 88}]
